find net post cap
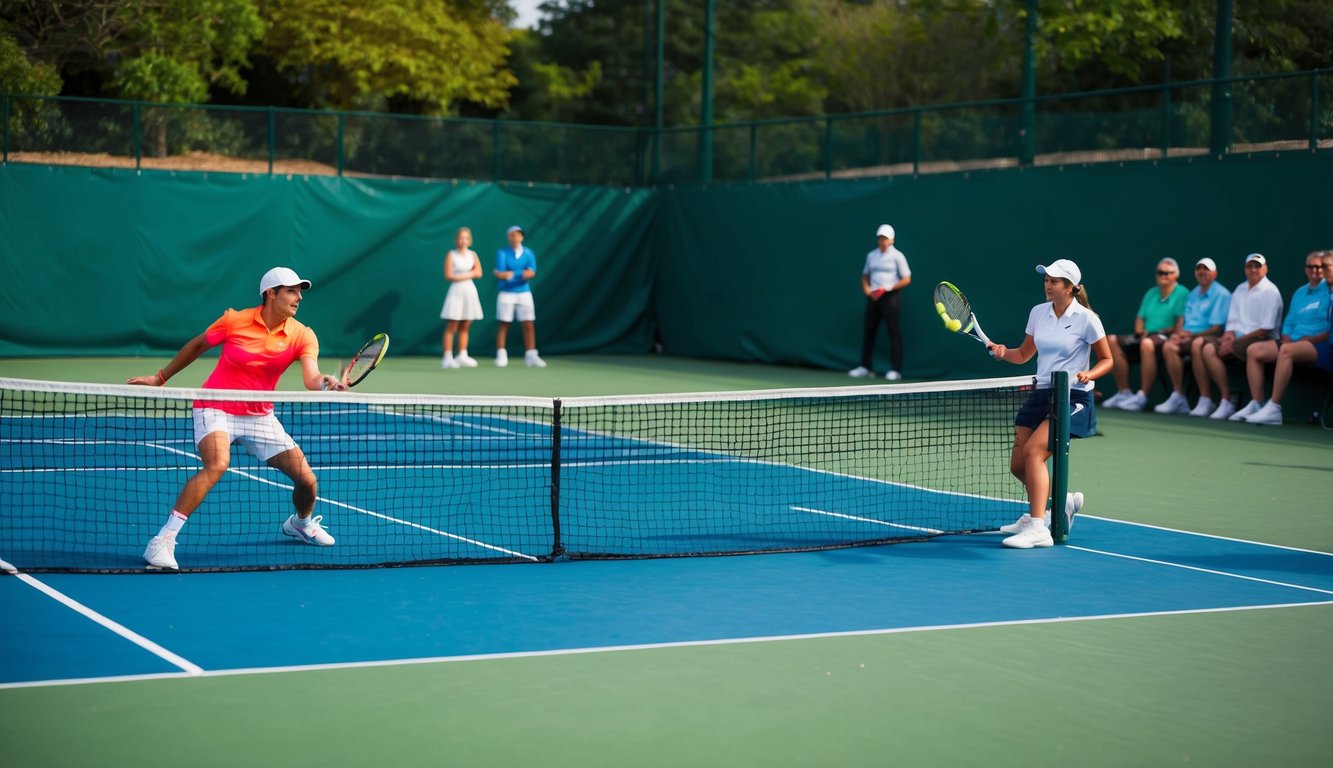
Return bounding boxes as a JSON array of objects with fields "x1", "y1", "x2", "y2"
[
  {"x1": 259, "y1": 267, "x2": 312, "y2": 296},
  {"x1": 1036, "y1": 259, "x2": 1081, "y2": 286}
]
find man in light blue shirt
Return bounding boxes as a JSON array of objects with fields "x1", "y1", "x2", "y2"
[
  {"x1": 493, "y1": 225, "x2": 546, "y2": 367},
  {"x1": 1154, "y1": 257, "x2": 1231, "y2": 413}
]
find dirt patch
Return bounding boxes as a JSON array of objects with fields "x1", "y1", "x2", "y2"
[{"x1": 7, "y1": 151, "x2": 339, "y2": 176}]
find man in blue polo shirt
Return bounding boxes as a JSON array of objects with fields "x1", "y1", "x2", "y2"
[
  {"x1": 493, "y1": 225, "x2": 546, "y2": 368},
  {"x1": 1154, "y1": 257, "x2": 1232, "y2": 413}
]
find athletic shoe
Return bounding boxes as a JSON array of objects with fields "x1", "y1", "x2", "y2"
[
  {"x1": 1187, "y1": 397, "x2": 1214, "y2": 417},
  {"x1": 144, "y1": 534, "x2": 179, "y2": 570},
  {"x1": 495, "y1": 349, "x2": 508, "y2": 367},
  {"x1": 999, "y1": 513, "x2": 1050, "y2": 535},
  {"x1": 1002, "y1": 517, "x2": 1054, "y2": 549},
  {"x1": 1103, "y1": 390, "x2": 1132, "y2": 409},
  {"x1": 525, "y1": 350, "x2": 547, "y2": 368},
  {"x1": 442, "y1": 357, "x2": 460, "y2": 369},
  {"x1": 1153, "y1": 392, "x2": 1190, "y2": 414},
  {"x1": 456, "y1": 353, "x2": 478, "y2": 368},
  {"x1": 885, "y1": 370, "x2": 902, "y2": 381},
  {"x1": 1209, "y1": 399, "x2": 1237, "y2": 420},
  {"x1": 1229, "y1": 399, "x2": 1263, "y2": 422},
  {"x1": 1117, "y1": 391, "x2": 1148, "y2": 411},
  {"x1": 282, "y1": 514, "x2": 335, "y2": 546},
  {"x1": 1247, "y1": 401, "x2": 1284, "y2": 426},
  {"x1": 1065, "y1": 491, "x2": 1084, "y2": 533},
  {"x1": 848, "y1": 366, "x2": 871, "y2": 378}
]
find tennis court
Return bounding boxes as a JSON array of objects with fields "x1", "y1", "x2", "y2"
[{"x1": 2, "y1": 355, "x2": 1331, "y2": 767}]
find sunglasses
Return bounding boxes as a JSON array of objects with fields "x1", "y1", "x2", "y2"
[{"x1": 1156, "y1": 270, "x2": 1176, "y2": 276}]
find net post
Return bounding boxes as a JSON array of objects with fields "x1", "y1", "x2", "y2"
[
  {"x1": 549, "y1": 398, "x2": 564, "y2": 559},
  {"x1": 1050, "y1": 371, "x2": 1071, "y2": 542}
]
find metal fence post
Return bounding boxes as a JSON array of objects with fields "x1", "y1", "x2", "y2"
[
  {"x1": 267, "y1": 108, "x2": 275, "y2": 175},
  {"x1": 132, "y1": 103, "x2": 142, "y2": 170},
  {"x1": 1311, "y1": 72, "x2": 1321, "y2": 151},
  {"x1": 912, "y1": 110, "x2": 922, "y2": 176},
  {"x1": 491, "y1": 121, "x2": 501, "y2": 181},
  {"x1": 1160, "y1": 83, "x2": 1172, "y2": 158},
  {"x1": 1, "y1": 95, "x2": 9, "y2": 163},
  {"x1": 336, "y1": 112, "x2": 345, "y2": 176},
  {"x1": 823, "y1": 117, "x2": 833, "y2": 180},
  {"x1": 747, "y1": 122, "x2": 757, "y2": 182}
]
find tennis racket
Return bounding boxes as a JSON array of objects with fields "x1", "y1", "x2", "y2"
[
  {"x1": 343, "y1": 333, "x2": 390, "y2": 388},
  {"x1": 933, "y1": 282, "x2": 993, "y2": 348}
]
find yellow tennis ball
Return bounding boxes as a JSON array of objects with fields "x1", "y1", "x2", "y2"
[
  {"x1": 946, "y1": 318, "x2": 962, "y2": 332},
  {"x1": 934, "y1": 302, "x2": 946, "y2": 316}
]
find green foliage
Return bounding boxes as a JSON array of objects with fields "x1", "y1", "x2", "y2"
[
  {"x1": 0, "y1": 33, "x2": 62, "y2": 95},
  {"x1": 260, "y1": 0, "x2": 517, "y2": 114},
  {"x1": 109, "y1": 0, "x2": 264, "y2": 103}
]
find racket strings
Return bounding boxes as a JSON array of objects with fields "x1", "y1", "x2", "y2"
[{"x1": 933, "y1": 284, "x2": 971, "y2": 322}]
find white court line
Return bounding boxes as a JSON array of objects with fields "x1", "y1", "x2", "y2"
[
  {"x1": 0, "y1": 559, "x2": 204, "y2": 677},
  {"x1": 3, "y1": 599, "x2": 1330, "y2": 691},
  {"x1": 142, "y1": 443, "x2": 541, "y2": 562},
  {"x1": 1080, "y1": 514, "x2": 1333, "y2": 558},
  {"x1": 791, "y1": 505, "x2": 945, "y2": 535},
  {"x1": 1068, "y1": 545, "x2": 1333, "y2": 595}
]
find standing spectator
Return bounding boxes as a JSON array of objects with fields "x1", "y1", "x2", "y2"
[
  {"x1": 1191, "y1": 254, "x2": 1284, "y2": 419},
  {"x1": 849, "y1": 224, "x2": 911, "y2": 381},
  {"x1": 440, "y1": 227, "x2": 483, "y2": 369},
  {"x1": 1154, "y1": 258, "x2": 1231, "y2": 413},
  {"x1": 493, "y1": 225, "x2": 546, "y2": 368},
  {"x1": 1101, "y1": 258, "x2": 1188, "y2": 411},
  {"x1": 1232, "y1": 251, "x2": 1331, "y2": 424}
]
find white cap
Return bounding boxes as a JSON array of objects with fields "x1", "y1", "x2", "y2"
[
  {"x1": 1196, "y1": 257, "x2": 1217, "y2": 271},
  {"x1": 1036, "y1": 259, "x2": 1082, "y2": 286},
  {"x1": 1245, "y1": 253, "x2": 1266, "y2": 266},
  {"x1": 507, "y1": 225, "x2": 524, "y2": 235},
  {"x1": 875, "y1": 224, "x2": 895, "y2": 240},
  {"x1": 259, "y1": 267, "x2": 312, "y2": 296}
]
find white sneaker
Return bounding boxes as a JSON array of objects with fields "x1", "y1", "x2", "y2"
[
  {"x1": 456, "y1": 353, "x2": 478, "y2": 368},
  {"x1": 1002, "y1": 517, "x2": 1054, "y2": 549},
  {"x1": 1188, "y1": 397, "x2": 1215, "y2": 417},
  {"x1": 848, "y1": 366, "x2": 871, "y2": 378},
  {"x1": 1065, "y1": 491, "x2": 1084, "y2": 533},
  {"x1": 144, "y1": 534, "x2": 179, "y2": 570},
  {"x1": 999, "y1": 513, "x2": 1051, "y2": 535},
  {"x1": 1209, "y1": 399, "x2": 1237, "y2": 420},
  {"x1": 885, "y1": 370, "x2": 902, "y2": 381},
  {"x1": 1247, "y1": 400, "x2": 1283, "y2": 425},
  {"x1": 442, "y1": 357, "x2": 460, "y2": 369},
  {"x1": 495, "y1": 349, "x2": 508, "y2": 367},
  {"x1": 1229, "y1": 399, "x2": 1263, "y2": 421},
  {"x1": 1117, "y1": 391, "x2": 1148, "y2": 411},
  {"x1": 1103, "y1": 390, "x2": 1132, "y2": 409},
  {"x1": 525, "y1": 350, "x2": 547, "y2": 367},
  {"x1": 1153, "y1": 392, "x2": 1190, "y2": 414},
  {"x1": 282, "y1": 514, "x2": 335, "y2": 546}
]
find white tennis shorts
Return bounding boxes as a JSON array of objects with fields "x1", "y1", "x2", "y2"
[
  {"x1": 496, "y1": 291, "x2": 536, "y2": 323},
  {"x1": 193, "y1": 407, "x2": 297, "y2": 461}
]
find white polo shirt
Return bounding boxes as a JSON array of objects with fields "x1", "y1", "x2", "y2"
[
  {"x1": 1025, "y1": 300, "x2": 1106, "y2": 392},
  {"x1": 862, "y1": 246, "x2": 911, "y2": 292},
  {"x1": 1225, "y1": 276, "x2": 1283, "y2": 337}
]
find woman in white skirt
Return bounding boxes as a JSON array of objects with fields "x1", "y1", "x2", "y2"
[{"x1": 440, "y1": 227, "x2": 483, "y2": 368}]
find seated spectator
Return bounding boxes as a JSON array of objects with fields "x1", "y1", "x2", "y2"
[
  {"x1": 1234, "y1": 250, "x2": 1333, "y2": 424},
  {"x1": 1191, "y1": 253, "x2": 1284, "y2": 419},
  {"x1": 1101, "y1": 258, "x2": 1188, "y2": 411},
  {"x1": 1154, "y1": 258, "x2": 1231, "y2": 414}
]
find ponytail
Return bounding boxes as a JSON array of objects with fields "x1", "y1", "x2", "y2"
[{"x1": 1073, "y1": 283, "x2": 1092, "y2": 310}]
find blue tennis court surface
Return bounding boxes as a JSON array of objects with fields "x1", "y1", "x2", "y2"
[{"x1": 4, "y1": 515, "x2": 1331, "y2": 687}]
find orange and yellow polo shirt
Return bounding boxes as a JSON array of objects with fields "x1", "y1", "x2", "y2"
[{"x1": 195, "y1": 307, "x2": 319, "y2": 416}]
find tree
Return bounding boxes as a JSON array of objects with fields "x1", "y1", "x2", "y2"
[
  {"x1": 259, "y1": 0, "x2": 517, "y2": 114},
  {"x1": 0, "y1": 33, "x2": 62, "y2": 96}
]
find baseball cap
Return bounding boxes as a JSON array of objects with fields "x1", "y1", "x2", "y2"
[
  {"x1": 1245, "y1": 253, "x2": 1266, "y2": 266},
  {"x1": 1195, "y1": 257, "x2": 1217, "y2": 271},
  {"x1": 259, "y1": 267, "x2": 312, "y2": 296},
  {"x1": 507, "y1": 225, "x2": 524, "y2": 235},
  {"x1": 875, "y1": 224, "x2": 895, "y2": 240},
  {"x1": 1036, "y1": 259, "x2": 1082, "y2": 286}
]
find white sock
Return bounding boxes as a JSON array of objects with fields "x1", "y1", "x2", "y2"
[
  {"x1": 458, "y1": 349, "x2": 468, "y2": 357},
  {"x1": 158, "y1": 510, "x2": 187, "y2": 538},
  {"x1": 293, "y1": 514, "x2": 312, "y2": 528},
  {"x1": 444, "y1": 352, "x2": 454, "y2": 361}
]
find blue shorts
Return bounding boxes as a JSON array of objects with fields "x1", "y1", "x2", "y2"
[{"x1": 1014, "y1": 388, "x2": 1096, "y2": 439}]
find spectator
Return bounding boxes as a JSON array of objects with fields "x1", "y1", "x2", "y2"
[
  {"x1": 1232, "y1": 251, "x2": 1331, "y2": 424},
  {"x1": 493, "y1": 225, "x2": 546, "y2": 368},
  {"x1": 1191, "y1": 254, "x2": 1284, "y2": 419},
  {"x1": 440, "y1": 227, "x2": 483, "y2": 369},
  {"x1": 1155, "y1": 258, "x2": 1231, "y2": 414},
  {"x1": 849, "y1": 224, "x2": 911, "y2": 381},
  {"x1": 1101, "y1": 258, "x2": 1188, "y2": 411}
]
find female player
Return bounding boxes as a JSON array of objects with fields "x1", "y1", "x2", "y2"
[
  {"x1": 127, "y1": 267, "x2": 347, "y2": 570},
  {"x1": 987, "y1": 259, "x2": 1113, "y2": 549},
  {"x1": 440, "y1": 226, "x2": 484, "y2": 368}
]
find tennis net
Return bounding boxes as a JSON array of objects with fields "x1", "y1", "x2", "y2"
[{"x1": 0, "y1": 375, "x2": 1043, "y2": 572}]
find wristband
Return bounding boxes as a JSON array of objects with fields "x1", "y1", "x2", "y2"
[{"x1": 157, "y1": 369, "x2": 169, "y2": 385}]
